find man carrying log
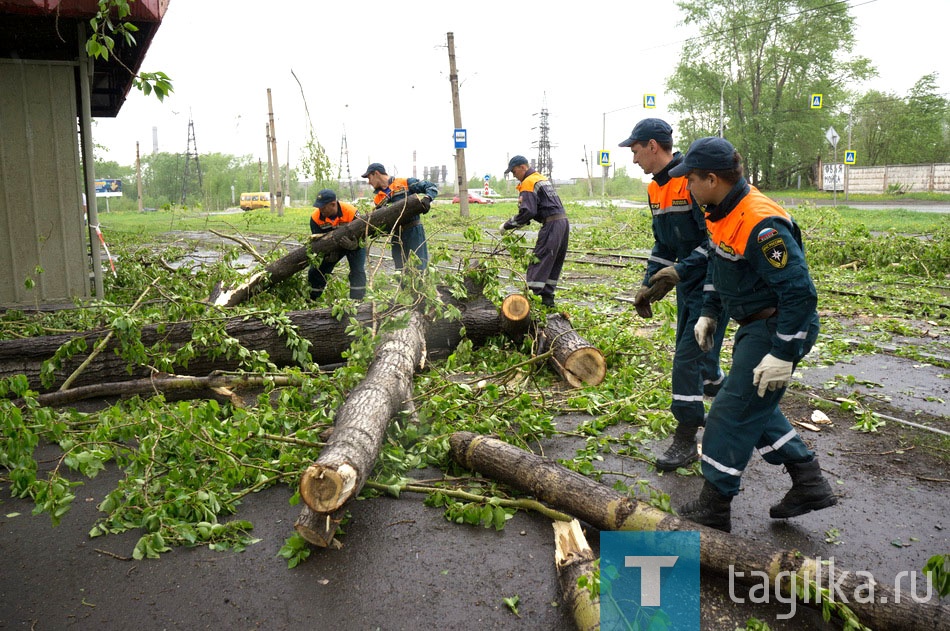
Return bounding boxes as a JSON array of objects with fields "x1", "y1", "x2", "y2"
[
  {"x1": 308, "y1": 189, "x2": 366, "y2": 301},
  {"x1": 618, "y1": 118, "x2": 728, "y2": 471},
  {"x1": 673, "y1": 137, "x2": 837, "y2": 532},
  {"x1": 499, "y1": 155, "x2": 570, "y2": 308},
  {"x1": 362, "y1": 163, "x2": 437, "y2": 272}
]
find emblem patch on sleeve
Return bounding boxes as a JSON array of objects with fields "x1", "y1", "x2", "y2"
[{"x1": 761, "y1": 237, "x2": 788, "y2": 268}]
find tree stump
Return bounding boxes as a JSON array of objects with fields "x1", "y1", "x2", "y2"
[
  {"x1": 538, "y1": 313, "x2": 606, "y2": 387},
  {"x1": 500, "y1": 294, "x2": 531, "y2": 342}
]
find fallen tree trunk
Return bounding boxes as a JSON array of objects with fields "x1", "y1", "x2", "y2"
[
  {"x1": 296, "y1": 311, "x2": 428, "y2": 546},
  {"x1": 449, "y1": 431, "x2": 950, "y2": 631},
  {"x1": 537, "y1": 313, "x2": 606, "y2": 387},
  {"x1": 208, "y1": 195, "x2": 429, "y2": 307},
  {"x1": 13, "y1": 373, "x2": 307, "y2": 408},
  {"x1": 553, "y1": 519, "x2": 600, "y2": 631},
  {"x1": 0, "y1": 294, "x2": 499, "y2": 394}
]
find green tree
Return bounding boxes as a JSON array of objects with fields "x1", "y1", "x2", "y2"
[{"x1": 668, "y1": 0, "x2": 873, "y2": 188}]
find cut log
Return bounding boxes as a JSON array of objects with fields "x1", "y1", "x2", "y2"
[
  {"x1": 0, "y1": 293, "x2": 499, "y2": 394},
  {"x1": 553, "y1": 519, "x2": 600, "y2": 631},
  {"x1": 208, "y1": 195, "x2": 429, "y2": 307},
  {"x1": 294, "y1": 505, "x2": 345, "y2": 549},
  {"x1": 449, "y1": 431, "x2": 950, "y2": 631},
  {"x1": 500, "y1": 294, "x2": 532, "y2": 342},
  {"x1": 537, "y1": 313, "x2": 606, "y2": 387},
  {"x1": 297, "y1": 311, "x2": 427, "y2": 543}
]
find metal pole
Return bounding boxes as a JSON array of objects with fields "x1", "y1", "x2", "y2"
[
  {"x1": 601, "y1": 112, "x2": 607, "y2": 198},
  {"x1": 447, "y1": 33, "x2": 469, "y2": 218},
  {"x1": 77, "y1": 23, "x2": 103, "y2": 299},
  {"x1": 136, "y1": 142, "x2": 144, "y2": 213}
]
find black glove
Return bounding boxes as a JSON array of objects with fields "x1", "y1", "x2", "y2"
[
  {"x1": 633, "y1": 286, "x2": 653, "y2": 318},
  {"x1": 338, "y1": 234, "x2": 360, "y2": 250}
]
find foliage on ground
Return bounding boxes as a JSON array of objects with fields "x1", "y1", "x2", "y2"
[{"x1": 1, "y1": 201, "x2": 949, "y2": 567}]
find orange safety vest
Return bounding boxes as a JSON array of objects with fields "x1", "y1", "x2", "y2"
[
  {"x1": 311, "y1": 201, "x2": 358, "y2": 228},
  {"x1": 647, "y1": 176, "x2": 692, "y2": 216},
  {"x1": 372, "y1": 178, "x2": 412, "y2": 207},
  {"x1": 707, "y1": 187, "x2": 792, "y2": 258}
]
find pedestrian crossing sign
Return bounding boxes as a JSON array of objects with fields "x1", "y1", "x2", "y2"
[
  {"x1": 644, "y1": 94, "x2": 657, "y2": 109},
  {"x1": 599, "y1": 150, "x2": 610, "y2": 166},
  {"x1": 845, "y1": 150, "x2": 856, "y2": 164},
  {"x1": 811, "y1": 94, "x2": 823, "y2": 109}
]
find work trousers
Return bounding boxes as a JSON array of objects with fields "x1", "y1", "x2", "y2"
[
  {"x1": 391, "y1": 223, "x2": 428, "y2": 272},
  {"x1": 525, "y1": 217, "x2": 569, "y2": 301},
  {"x1": 308, "y1": 247, "x2": 367, "y2": 300},
  {"x1": 700, "y1": 315, "x2": 819, "y2": 496},
  {"x1": 671, "y1": 272, "x2": 728, "y2": 429}
]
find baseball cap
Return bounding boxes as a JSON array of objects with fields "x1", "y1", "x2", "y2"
[
  {"x1": 618, "y1": 118, "x2": 673, "y2": 147},
  {"x1": 668, "y1": 137, "x2": 737, "y2": 177},
  {"x1": 504, "y1": 155, "x2": 528, "y2": 175},
  {"x1": 361, "y1": 163, "x2": 385, "y2": 178},
  {"x1": 313, "y1": 188, "x2": 337, "y2": 208}
]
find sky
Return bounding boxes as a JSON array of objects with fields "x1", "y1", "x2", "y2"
[{"x1": 92, "y1": 0, "x2": 949, "y2": 187}]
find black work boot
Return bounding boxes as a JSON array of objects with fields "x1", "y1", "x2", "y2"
[
  {"x1": 541, "y1": 294, "x2": 555, "y2": 307},
  {"x1": 655, "y1": 424, "x2": 699, "y2": 472},
  {"x1": 770, "y1": 458, "x2": 838, "y2": 519},
  {"x1": 678, "y1": 480, "x2": 732, "y2": 533}
]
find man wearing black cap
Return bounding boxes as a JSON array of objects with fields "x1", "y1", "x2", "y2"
[
  {"x1": 361, "y1": 163, "x2": 438, "y2": 272},
  {"x1": 500, "y1": 155, "x2": 569, "y2": 307},
  {"x1": 618, "y1": 118, "x2": 728, "y2": 472},
  {"x1": 308, "y1": 188, "x2": 366, "y2": 301},
  {"x1": 669, "y1": 136, "x2": 835, "y2": 533}
]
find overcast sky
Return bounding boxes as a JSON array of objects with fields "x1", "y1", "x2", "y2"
[{"x1": 92, "y1": 0, "x2": 948, "y2": 187}]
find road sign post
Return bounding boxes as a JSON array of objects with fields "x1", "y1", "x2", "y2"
[{"x1": 826, "y1": 126, "x2": 839, "y2": 207}]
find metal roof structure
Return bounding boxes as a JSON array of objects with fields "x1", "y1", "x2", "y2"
[{"x1": 0, "y1": 0, "x2": 168, "y2": 117}]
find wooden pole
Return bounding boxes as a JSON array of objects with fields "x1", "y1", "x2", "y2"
[
  {"x1": 267, "y1": 88, "x2": 283, "y2": 216},
  {"x1": 446, "y1": 32, "x2": 469, "y2": 219}
]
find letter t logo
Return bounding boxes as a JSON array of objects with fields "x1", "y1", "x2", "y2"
[{"x1": 625, "y1": 556, "x2": 679, "y2": 606}]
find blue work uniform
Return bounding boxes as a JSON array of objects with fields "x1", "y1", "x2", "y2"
[
  {"x1": 643, "y1": 153, "x2": 728, "y2": 429},
  {"x1": 502, "y1": 169, "x2": 570, "y2": 302},
  {"x1": 700, "y1": 178, "x2": 820, "y2": 496},
  {"x1": 309, "y1": 201, "x2": 366, "y2": 300},
  {"x1": 373, "y1": 177, "x2": 438, "y2": 272}
]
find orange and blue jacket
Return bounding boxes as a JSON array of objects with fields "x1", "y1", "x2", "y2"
[
  {"x1": 311, "y1": 201, "x2": 358, "y2": 235},
  {"x1": 642, "y1": 152, "x2": 710, "y2": 288},
  {"x1": 503, "y1": 169, "x2": 566, "y2": 229},
  {"x1": 372, "y1": 177, "x2": 438, "y2": 209},
  {"x1": 702, "y1": 178, "x2": 819, "y2": 361}
]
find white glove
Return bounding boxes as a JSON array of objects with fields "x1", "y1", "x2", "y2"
[
  {"x1": 694, "y1": 316, "x2": 717, "y2": 352},
  {"x1": 752, "y1": 353, "x2": 794, "y2": 397}
]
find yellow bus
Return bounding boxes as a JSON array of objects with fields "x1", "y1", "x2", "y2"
[{"x1": 239, "y1": 192, "x2": 271, "y2": 211}]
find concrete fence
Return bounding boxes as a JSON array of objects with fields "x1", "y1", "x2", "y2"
[{"x1": 840, "y1": 163, "x2": 950, "y2": 194}]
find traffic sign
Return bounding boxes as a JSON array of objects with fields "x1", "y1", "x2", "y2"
[
  {"x1": 825, "y1": 126, "x2": 839, "y2": 148},
  {"x1": 811, "y1": 94, "x2": 823, "y2": 109},
  {"x1": 599, "y1": 150, "x2": 610, "y2": 166},
  {"x1": 643, "y1": 94, "x2": 656, "y2": 109},
  {"x1": 845, "y1": 150, "x2": 856, "y2": 164},
  {"x1": 454, "y1": 128, "x2": 467, "y2": 149}
]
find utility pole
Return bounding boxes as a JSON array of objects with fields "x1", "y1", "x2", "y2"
[
  {"x1": 285, "y1": 140, "x2": 291, "y2": 207},
  {"x1": 533, "y1": 99, "x2": 553, "y2": 178},
  {"x1": 267, "y1": 88, "x2": 283, "y2": 216},
  {"x1": 180, "y1": 117, "x2": 202, "y2": 205},
  {"x1": 265, "y1": 123, "x2": 274, "y2": 211},
  {"x1": 447, "y1": 32, "x2": 469, "y2": 218},
  {"x1": 136, "y1": 141, "x2": 144, "y2": 213}
]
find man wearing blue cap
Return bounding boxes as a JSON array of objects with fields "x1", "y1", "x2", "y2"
[
  {"x1": 669, "y1": 136, "x2": 835, "y2": 532},
  {"x1": 361, "y1": 163, "x2": 438, "y2": 272},
  {"x1": 308, "y1": 188, "x2": 366, "y2": 301},
  {"x1": 500, "y1": 155, "x2": 570, "y2": 307},
  {"x1": 619, "y1": 118, "x2": 728, "y2": 472}
]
